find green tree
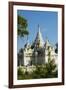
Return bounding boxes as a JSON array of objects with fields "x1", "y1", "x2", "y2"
[
  {"x1": 17, "y1": 67, "x2": 24, "y2": 80},
  {"x1": 17, "y1": 15, "x2": 29, "y2": 67},
  {"x1": 31, "y1": 61, "x2": 57, "y2": 79},
  {"x1": 18, "y1": 48, "x2": 23, "y2": 66},
  {"x1": 44, "y1": 60, "x2": 58, "y2": 78},
  {"x1": 44, "y1": 48, "x2": 58, "y2": 78},
  {"x1": 55, "y1": 43, "x2": 58, "y2": 53},
  {"x1": 18, "y1": 15, "x2": 29, "y2": 37}
]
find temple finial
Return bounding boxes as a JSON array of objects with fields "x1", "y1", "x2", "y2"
[
  {"x1": 38, "y1": 24, "x2": 40, "y2": 32},
  {"x1": 38, "y1": 24, "x2": 39, "y2": 28}
]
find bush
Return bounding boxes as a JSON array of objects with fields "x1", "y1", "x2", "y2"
[
  {"x1": 18, "y1": 67, "x2": 24, "y2": 76},
  {"x1": 17, "y1": 60, "x2": 58, "y2": 80}
]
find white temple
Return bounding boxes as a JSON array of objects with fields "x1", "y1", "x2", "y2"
[{"x1": 18, "y1": 25, "x2": 58, "y2": 66}]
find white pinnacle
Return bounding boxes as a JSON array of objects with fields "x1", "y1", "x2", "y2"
[{"x1": 34, "y1": 25, "x2": 44, "y2": 47}]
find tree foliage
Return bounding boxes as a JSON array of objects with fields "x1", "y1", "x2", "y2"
[
  {"x1": 31, "y1": 60, "x2": 57, "y2": 79},
  {"x1": 55, "y1": 43, "x2": 58, "y2": 53},
  {"x1": 17, "y1": 61, "x2": 58, "y2": 80},
  {"x1": 17, "y1": 15, "x2": 29, "y2": 37}
]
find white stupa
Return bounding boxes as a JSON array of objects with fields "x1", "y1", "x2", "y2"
[
  {"x1": 18, "y1": 25, "x2": 58, "y2": 66},
  {"x1": 33, "y1": 25, "x2": 44, "y2": 48}
]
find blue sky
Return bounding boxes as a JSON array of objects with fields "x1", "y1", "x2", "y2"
[{"x1": 17, "y1": 10, "x2": 58, "y2": 52}]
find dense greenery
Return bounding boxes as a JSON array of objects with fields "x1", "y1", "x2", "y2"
[
  {"x1": 18, "y1": 15, "x2": 29, "y2": 37},
  {"x1": 17, "y1": 60, "x2": 58, "y2": 80},
  {"x1": 32, "y1": 61, "x2": 57, "y2": 79}
]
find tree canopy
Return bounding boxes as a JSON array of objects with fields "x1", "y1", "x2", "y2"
[{"x1": 17, "y1": 15, "x2": 29, "y2": 37}]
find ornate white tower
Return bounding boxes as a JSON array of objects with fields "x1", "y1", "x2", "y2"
[{"x1": 33, "y1": 25, "x2": 44, "y2": 48}]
